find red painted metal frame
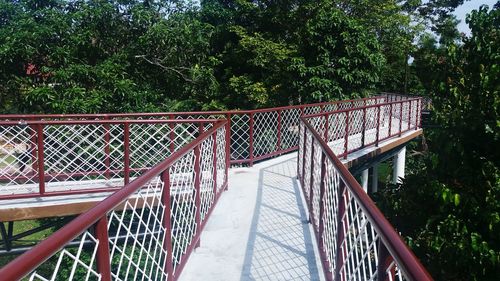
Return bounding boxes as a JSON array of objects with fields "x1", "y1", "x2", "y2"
[
  {"x1": 0, "y1": 97, "x2": 384, "y2": 166},
  {"x1": 299, "y1": 116, "x2": 432, "y2": 281},
  {"x1": 305, "y1": 98, "x2": 422, "y2": 159},
  {"x1": 0, "y1": 120, "x2": 229, "y2": 281},
  {"x1": 0, "y1": 119, "x2": 221, "y2": 200}
]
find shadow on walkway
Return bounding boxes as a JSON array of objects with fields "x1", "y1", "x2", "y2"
[{"x1": 240, "y1": 158, "x2": 320, "y2": 281}]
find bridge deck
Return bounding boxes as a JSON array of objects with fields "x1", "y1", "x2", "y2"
[
  {"x1": 180, "y1": 154, "x2": 323, "y2": 281},
  {"x1": 179, "y1": 128, "x2": 422, "y2": 281}
]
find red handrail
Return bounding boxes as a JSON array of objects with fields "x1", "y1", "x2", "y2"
[
  {"x1": 0, "y1": 120, "x2": 228, "y2": 281},
  {"x1": 300, "y1": 116, "x2": 432, "y2": 280}
]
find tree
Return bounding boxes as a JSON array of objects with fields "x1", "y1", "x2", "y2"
[{"x1": 377, "y1": 5, "x2": 500, "y2": 280}]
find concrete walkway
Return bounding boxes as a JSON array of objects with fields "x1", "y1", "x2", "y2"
[{"x1": 179, "y1": 153, "x2": 324, "y2": 281}]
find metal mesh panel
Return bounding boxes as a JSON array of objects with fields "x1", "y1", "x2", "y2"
[
  {"x1": 0, "y1": 125, "x2": 38, "y2": 189},
  {"x1": 108, "y1": 177, "x2": 168, "y2": 281},
  {"x1": 43, "y1": 124, "x2": 115, "y2": 189},
  {"x1": 328, "y1": 113, "x2": 347, "y2": 155},
  {"x1": 298, "y1": 119, "x2": 415, "y2": 281},
  {"x1": 347, "y1": 110, "x2": 363, "y2": 152},
  {"x1": 14, "y1": 124, "x2": 228, "y2": 281},
  {"x1": 253, "y1": 111, "x2": 278, "y2": 157},
  {"x1": 216, "y1": 127, "x2": 227, "y2": 192},
  {"x1": 378, "y1": 105, "x2": 391, "y2": 140},
  {"x1": 199, "y1": 136, "x2": 215, "y2": 220},
  {"x1": 27, "y1": 232, "x2": 100, "y2": 281},
  {"x1": 280, "y1": 108, "x2": 301, "y2": 150},
  {"x1": 230, "y1": 114, "x2": 250, "y2": 161}
]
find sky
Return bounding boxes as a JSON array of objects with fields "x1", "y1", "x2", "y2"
[{"x1": 453, "y1": 0, "x2": 498, "y2": 35}]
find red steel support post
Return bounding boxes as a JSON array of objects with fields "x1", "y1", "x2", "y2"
[
  {"x1": 377, "y1": 242, "x2": 395, "y2": 281},
  {"x1": 36, "y1": 124, "x2": 45, "y2": 195},
  {"x1": 408, "y1": 100, "x2": 412, "y2": 132},
  {"x1": 317, "y1": 151, "x2": 333, "y2": 280},
  {"x1": 104, "y1": 117, "x2": 111, "y2": 179},
  {"x1": 361, "y1": 108, "x2": 366, "y2": 147},
  {"x1": 194, "y1": 144, "x2": 201, "y2": 248},
  {"x1": 225, "y1": 117, "x2": 231, "y2": 190},
  {"x1": 124, "y1": 123, "x2": 130, "y2": 185},
  {"x1": 308, "y1": 136, "x2": 315, "y2": 223},
  {"x1": 161, "y1": 169, "x2": 174, "y2": 281},
  {"x1": 344, "y1": 111, "x2": 350, "y2": 159},
  {"x1": 324, "y1": 114, "x2": 329, "y2": 142},
  {"x1": 388, "y1": 103, "x2": 393, "y2": 137},
  {"x1": 318, "y1": 152, "x2": 326, "y2": 242},
  {"x1": 399, "y1": 102, "x2": 403, "y2": 137},
  {"x1": 169, "y1": 114, "x2": 175, "y2": 154},
  {"x1": 375, "y1": 105, "x2": 380, "y2": 146},
  {"x1": 277, "y1": 109, "x2": 282, "y2": 151},
  {"x1": 418, "y1": 99, "x2": 423, "y2": 129},
  {"x1": 95, "y1": 217, "x2": 112, "y2": 281},
  {"x1": 334, "y1": 182, "x2": 347, "y2": 281},
  {"x1": 249, "y1": 112, "x2": 254, "y2": 166},
  {"x1": 212, "y1": 132, "x2": 218, "y2": 195},
  {"x1": 301, "y1": 125, "x2": 307, "y2": 187}
]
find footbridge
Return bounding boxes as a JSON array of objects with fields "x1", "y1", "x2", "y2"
[{"x1": 0, "y1": 95, "x2": 432, "y2": 280}]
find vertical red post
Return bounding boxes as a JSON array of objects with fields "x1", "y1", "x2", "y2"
[
  {"x1": 161, "y1": 169, "x2": 174, "y2": 281},
  {"x1": 377, "y1": 242, "x2": 395, "y2": 281},
  {"x1": 169, "y1": 114, "x2": 175, "y2": 154},
  {"x1": 324, "y1": 113, "x2": 329, "y2": 142},
  {"x1": 317, "y1": 152, "x2": 333, "y2": 280},
  {"x1": 301, "y1": 124, "x2": 307, "y2": 187},
  {"x1": 124, "y1": 122, "x2": 130, "y2": 185},
  {"x1": 388, "y1": 103, "x2": 393, "y2": 137},
  {"x1": 212, "y1": 132, "x2": 218, "y2": 196},
  {"x1": 193, "y1": 144, "x2": 202, "y2": 248},
  {"x1": 418, "y1": 98, "x2": 423, "y2": 129},
  {"x1": 198, "y1": 123, "x2": 204, "y2": 136},
  {"x1": 308, "y1": 136, "x2": 315, "y2": 224},
  {"x1": 408, "y1": 100, "x2": 412, "y2": 132},
  {"x1": 344, "y1": 111, "x2": 350, "y2": 159},
  {"x1": 94, "y1": 217, "x2": 112, "y2": 281},
  {"x1": 277, "y1": 109, "x2": 282, "y2": 151},
  {"x1": 104, "y1": 117, "x2": 111, "y2": 179},
  {"x1": 224, "y1": 118, "x2": 231, "y2": 190},
  {"x1": 334, "y1": 182, "x2": 347, "y2": 281},
  {"x1": 318, "y1": 153, "x2": 326, "y2": 240},
  {"x1": 399, "y1": 102, "x2": 403, "y2": 137},
  {"x1": 36, "y1": 124, "x2": 45, "y2": 195},
  {"x1": 249, "y1": 112, "x2": 254, "y2": 166},
  {"x1": 361, "y1": 108, "x2": 366, "y2": 147},
  {"x1": 375, "y1": 105, "x2": 380, "y2": 146}
]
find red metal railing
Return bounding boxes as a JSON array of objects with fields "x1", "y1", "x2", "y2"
[
  {"x1": 0, "y1": 96, "x2": 432, "y2": 280},
  {"x1": 297, "y1": 98, "x2": 431, "y2": 280},
  {"x1": 0, "y1": 97, "x2": 385, "y2": 166},
  {"x1": 0, "y1": 119, "x2": 224, "y2": 200},
  {"x1": 0, "y1": 120, "x2": 228, "y2": 281},
  {"x1": 304, "y1": 98, "x2": 421, "y2": 159}
]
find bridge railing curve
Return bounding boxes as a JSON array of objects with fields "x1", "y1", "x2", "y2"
[
  {"x1": 0, "y1": 120, "x2": 228, "y2": 281},
  {"x1": 0, "y1": 97, "x2": 386, "y2": 200},
  {"x1": 297, "y1": 98, "x2": 432, "y2": 281}
]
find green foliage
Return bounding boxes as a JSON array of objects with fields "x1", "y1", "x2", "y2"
[
  {"x1": 0, "y1": 0, "x2": 425, "y2": 113},
  {"x1": 376, "y1": 6, "x2": 500, "y2": 280}
]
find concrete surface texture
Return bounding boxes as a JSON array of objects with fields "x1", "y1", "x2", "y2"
[{"x1": 179, "y1": 153, "x2": 324, "y2": 281}]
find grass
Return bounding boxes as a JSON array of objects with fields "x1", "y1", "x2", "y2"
[{"x1": 0, "y1": 219, "x2": 57, "y2": 268}]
